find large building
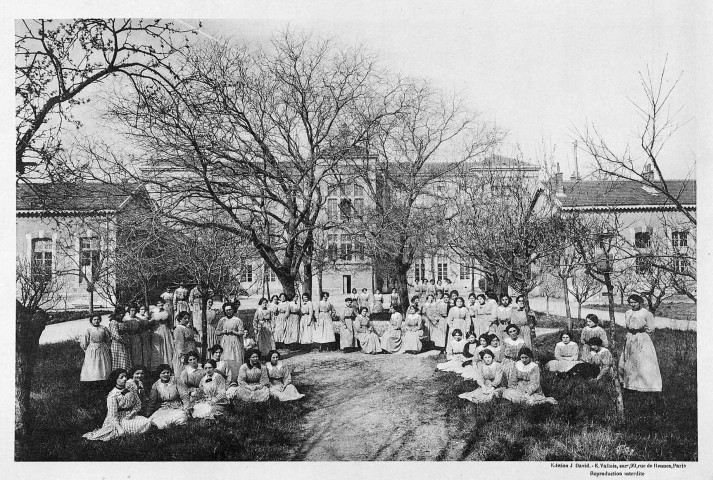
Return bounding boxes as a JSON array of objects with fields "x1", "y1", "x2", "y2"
[{"x1": 16, "y1": 182, "x2": 150, "y2": 310}]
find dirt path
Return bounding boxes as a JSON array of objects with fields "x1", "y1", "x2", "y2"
[{"x1": 287, "y1": 351, "x2": 462, "y2": 460}]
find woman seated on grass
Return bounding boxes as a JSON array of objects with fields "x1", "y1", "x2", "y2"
[
  {"x1": 83, "y1": 369, "x2": 152, "y2": 441},
  {"x1": 453, "y1": 331, "x2": 479, "y2": 374},
  {"x1": 458, "y1": 348, "x2": 504, "y2": 403},
  {"x1": 208, "y1": 345, "x2": 233, "y2": 384},
  {"x1": 179, "y1": 351, "x2": 206, "y2": 407},
  {"x1": 461, "y1": 333, "x2": 490, "y2": 380},
  {"x1": 545, "y1": 331, "x2": 581, "y2": 373},
  {"x1": 579, "y1": 314, "x2": 609, "y2": 362},
  {"x1": 567, "y1": 337, "x2": 614, "y2": 382},
  {"x1": 354, "y1": 307, "x2": 382, "y2": 354},
  {"x1": 227, "y1": 349, "x2": 270, "y2": 403},
  {"x1": 192, "y1": 359, "x2": 229, "y2": 419},
  {"x1": 402, "y1": 305, "x2": 424, "y2": 354},
  {"x1": 266, "y1": 350, "x2": 305, "y2": 401},
  {"x1": 486, "y1": 333, "x2": 504, "y2": 363},
  {"x1": 502, "y1": 347, "x2": 558, "y2": 405},
  {"x1": 147, "y1": 364, "x2": 189, "y2": 429},
  {"x1": 125, "y1": 365, "x2": 148, "y2": 413},
  {"x1": 381, "y1": 306, "x2": 405, "y2": 354},
  {"x1": 436, "y1": 329, "x2": 467, "y2": 372}
]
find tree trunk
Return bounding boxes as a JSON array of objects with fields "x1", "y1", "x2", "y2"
[
  {"x1": 603, "y1": 271, "x2": 624, "y2": 419},
  {"x1": 561, "y1": 276, "x2": 572, "y2": 332},
  {"x1": 470, "y1": 270, "x2": 475, "y2": 295},
  {"x1": 201, "y1": 292, "x2": 209, "y2": 363},
  {"x1": 317, "y1": 267, "x2": 324, "y2": 299},
  {"x1": 521, "y1": 291, "x2": 537, "y2": 352},
  {"x1": 394, "y1": 263, "x2": 411, "y2": 312},
  {"x1": 16, "y1": 302, "x2": 50, "y2": 437},
  {"x1": 303, "y1": 232, "x2": 314, "y2": 300},
  {"x1": 545, "y1": 295, "x2": 550, "y2": 315},
  {"x1": 577, "y1": 302, "x2": 582, "y2": 322}
]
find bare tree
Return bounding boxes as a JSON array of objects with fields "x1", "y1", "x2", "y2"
[
  {"x1": 15, "y1": 18, "x2": 193, "y2": 177},
  {"x1": 568, "y1": 267, "x2": 602, "y2": 322},
  {"x1": 536, "y1": 269, "x2": 561, "y2": 316}
]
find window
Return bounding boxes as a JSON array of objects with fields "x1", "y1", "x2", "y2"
[
  {"x1": 240, "y1": 264, "x2": 253, "y2": 283},
  {"x1": 635, "y1": 254, "x2": 652, "y2": 274},
  {"x1": 437, "y1": 262, "x2": 448, "y2": 282},
  {"x1": 327, "y1": 234, "x2": 338, "y2": 262},
  {"x1": 673, "y1": 256, "x2": 690, "y2": 274},
  {"x1": 634, "y1": 231, "x2": 651, "y2": 248},
  {"x1": 354, "y1": 236, "x2": 365, "y2": 261},
  {"x1": 339, "y1": 183, "x2": 353, "y2": 197},
  {"x1": 354, "y1": 183, "x2": 364, "y2": 197},
  {"x1": 339, "y1": 198, "x2": 353, "y2": 220},
  {"x1": 32, "y1": 238, "x2": 53, "y2": 282},
  {"x1": 414, "y1": 261, "x2": 426, "y2": 282},
  {"x1": 353, "y1": 198, "x2": 364, "y2": 216},
  {"x1": 672, "y1": 231, "x2": 688, "y2": 248},
  {"x1": 340, "y1": 234, "x2": 353, "y2": 261},
  {"x1": 266, "y1": 268, "x2": 277, "y2": 282},
  {"x1": 79, "y1": 237, "x2": 100, "y2": 284},
  {"x1": 327, "y1": 198, "x2": 339, "y2": 221},
  {"x1": 459, "y1": 263, "x2": 471, "y2": 280}
]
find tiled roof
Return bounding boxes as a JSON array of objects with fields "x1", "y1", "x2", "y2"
[
  {"x1": 420, "y1": 156, "x2": 539, "y2": 176},
  {"x1": 558, "y1": 180, "x2": 696, "y2": 210},
  {"x1": 16, "y1": 182, "x2": 146, "y2": 213}
]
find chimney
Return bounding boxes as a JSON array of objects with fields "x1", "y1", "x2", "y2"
[
  {"x1": 554, "y1": 163, "x2": 564, "y2": 195},
  {"x1": 642, "y1": 163, "x2": 655, "y2": 182}
]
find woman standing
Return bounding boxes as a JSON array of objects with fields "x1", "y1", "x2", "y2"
[
  {"x1": 147, "y1": 364, "x2": 189, "y2": 429},
  {"x1": 510, "y1": 295, "x2": 533, "y2": 348},
  {"x1": 83, "y1": 369, "x2": 152, "y2": 441},
  {"x1": 109, "y1": 312, "x2": 132, "y2": 371},
  {"x1": 358, "y1": 288, "x2": 371, "y2": 311},
  {"x1": 490, "y1": 295, "x2": 513, "y2": 342},
  {"x1": 618, "y1": 294, "x2": 662, "y2": 396},
  {"x1": 579, "y1": 314, "x2": 609, "y2": 362},
  {"x1": 227, "y1": 349, "x2": 270, "y2": 403},
  {"x1": 354, "y1": 307, "x2": 381, "y2": 354},
  {"x1": 160, "y1": 287, "x2": 175, "y2": 328},
  {"x1": 446, "y1": 297, "x2": 471, "y2": 350},
  {"x1": 502, "y1": 347, "x2": 558, "y2": 405},
  {"x1": 124, "y1": 306, "x2": 144, "y2": 367},
  {"x1": 371, "y1": 289, "x2": 384, "y2": 314},
  {"x1": 299, "y1": 293, "x2": 315, "y2": 349},
  {"x1": 253, "y1": 298, "x2": 275, "y2": 357},
  {"x1": 421, "y1": 294, "x2": 436, "y2": 345},
  {"x1": 432, "y1": 291, "x2": 448, "y2": 350},
  {"x1": 284, "y1": 294, "x2": 301, "y2": 350},
  {"x1": 172, "y1": 312, "x2": 196, "y2": 378},
  {"x1": 217, "y1": 302, "x2": 245, "y2": 374},
  {"x1": 79, "y1": 314, "x2": 112, "y2": 406},
  {"x1": 390, "y1": 288, "x2": 400, "y2": 310},
  {"x1": 152, "y1": 300, "x2": 174, "y2": 365},
  {"x1": 459, "y1": 349, "x2": 505, "y2": 403},
  {"x1": 204, "y1": 298, "x2": 219, "y2": 350},
  {"x1": 266, "y1": 350, "x2": 305, "y2": 401},
  {"x1": 313, "y1": 292, "x2": 336, "y2": 352},
  {"x1": 471, "y1": 294, "x2": 494, "y2": 338},
  {"x1": 192, "y1": 359, "x2": 229, "y2": 419},
  {"x1": 546, "y1": 332, "x2": 581, "y2": 373},
  {"x1": 273, "y1": 293, "x2": 289, "y2": 349},
  {"x1": 381, "y1": 306, "x2": 404, "y2": 354},
  {"x1": 338, "y1": 298, "x2": 356, "y2": 351},
  {"x1": 402, "y1": 305, "x2": 423, "y2": 354}
]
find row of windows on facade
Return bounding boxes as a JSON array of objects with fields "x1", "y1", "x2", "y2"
[
  {"x1": 30, "y1": 237, "x2": 100, "y2": 283},
  {"x1": 413, "y1": 262, "x2": 477, "y2": 282},
  {"x1": 634, "y1": 230, "x2": 689, "y2": 248}
]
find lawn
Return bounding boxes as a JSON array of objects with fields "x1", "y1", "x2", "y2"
[
  {"x1": 17, "y1": 323, "x2": 696, "y2": 461},
  {"x1": 585, "y1": 302, "x2": 696, "y2": 321}
]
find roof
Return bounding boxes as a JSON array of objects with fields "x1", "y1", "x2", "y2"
[
  {"x1": 420, "y1": 156, "x2": 540, "y2": 176},
  {"x1": 557, "y1": 179, "x2": 696, "y2": 211},
  {"x1": 16, "y1": 182, "x2": 147, "y2": 216}
]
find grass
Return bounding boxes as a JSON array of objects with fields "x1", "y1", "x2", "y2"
[
  {"x1": 433, "y1": 326, "x2": 697, "y2": 461},
  {"x1": 585, "y1": 302, "x2": 696, "y2": 321},
  {"x1": 16, "y1": 340, "x2": 312, "y2": 461}
]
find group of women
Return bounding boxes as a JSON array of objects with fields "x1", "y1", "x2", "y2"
[{"x1": 83, "y1": 347, "x2": 304, "y2": 441}]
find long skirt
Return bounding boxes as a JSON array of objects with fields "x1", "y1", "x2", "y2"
[
  {"x1": 619, "y1": 332, "x2": 662, "y2": 392},
  {"x1": 273, "y1": 313, "x2": 288, "y2": 343},
  {"x1": 381, "y1": 328, "x2": 403, "y2": 354},
  {"x1": 191, "y1": 304, "x2": 203, "y2": 333},
  {"x1": 314, "y1": 312, "x2": 336, "y2": 344},
  {"x1": 81, "y1": 343, "x2": 111, "y2": 381},
  {"x1": 430, "y1": 318, "x2": 447, "y2": 348},
  {"x1": 519, "y1": 325, "x2": 533, "y2": 349},
  {"x1": 150, "y1": 407, "x2": 188, "y2": 429},
  {"x1": 502, "y1": 388, "x2": 557, "y2": 405},
  {"x1": 459, "y1": 386, "x2": 503, "y2": 404},
  {"x1": 154, "y1": 324, "x2": 174, "y2": 365},
  {"x1": 546, "y1": 359, "x2": 582, "y2": 373},
  {"x1": 402, "y1": 330, "x2": 422, "y2": 353},
  {"x1": 269, "y1": 382, "x2": 305, "y2": 401},
  {"x1": 173, "y1": 351, "x2": 186, "y2": 379},
  {"x1": 83, "y1": 413, "x2": 151, "y2": 441},
  {"x1": 221, "y1": 335, "x2": 245, "y2": 375},
  {"x1": 472, "y1": 315, "x2": 492, "y2": 338},
  {"x1": 227, "y1": 384, "x2": 270, "y2": 403},
  {"x1": 175, "y1": 300, "x2": 189, "y2": 314},
  {"x1": 461, "y1": 362, "x2": 479, "y2": 380},
  {"x1": 339, "y1": 320, "x2": 355, "y2": 349},
  {"x1": 284, "y1": 314, "x2": 300, "y2": 344},
  {"x1": 141, "y1": 330, "x2": 153, "y2": 370},
  {"x1": 437, "y1": 354, "x2": 466, "y2": 372},
  {"x1": 299, "y1": 315, "x2": 314, "y2": 344},
  {"x1": 357, "y1": 332, "x2": 382, "y2": 354},
  {"x1": 110, "y1": 341, "x2": 131, "y2": 371},
  {"x1": 192, "y1": 402, "x2": 228, "y2": 419},
  {"x1": 256, "y1": 323, "x2": 276, "y2": 357},
  {"x1": 164, "y1": 303, "x2": 175, "y2": 328},
  {"x1": 129, "y1": 333, "x2": 144, "y2": 367},
  {"x1": 372, "y1": 301, "x2": 383, "y2": 314},
  {"x1": 206, "y1": 324, "x2": 217, "y2": 351}
]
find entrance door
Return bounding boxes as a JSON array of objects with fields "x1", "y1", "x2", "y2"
[{"x1": 343, "y1": 275, "x2": 352, "y2": 294}]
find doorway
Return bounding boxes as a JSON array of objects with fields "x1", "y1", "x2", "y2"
[{"x1": 342, "y1": 275, "x2": 351, "y2": 294}]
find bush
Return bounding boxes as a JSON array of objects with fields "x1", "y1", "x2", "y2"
[{"x1": 47, "y1": 310, "x2": 113, "y2": 325}]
